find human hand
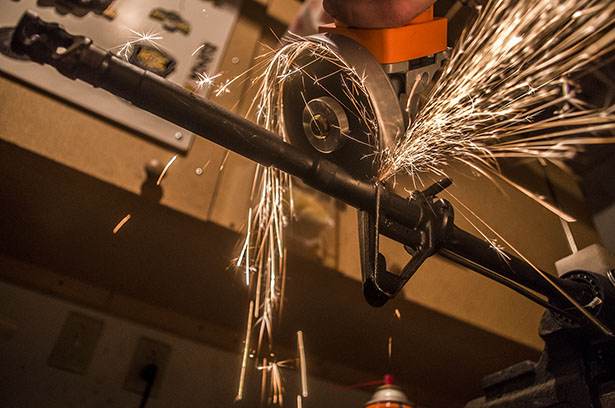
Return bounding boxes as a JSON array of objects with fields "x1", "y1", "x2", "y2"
[{"x1": 322, "y1": 0, "x2": 436, "y2": 28}]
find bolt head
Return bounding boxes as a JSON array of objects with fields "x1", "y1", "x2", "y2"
[{"x1": 310, "y1": 114, "x2": 330, "y2": 139}]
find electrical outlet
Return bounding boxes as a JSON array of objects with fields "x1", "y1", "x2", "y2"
[
  {"x1": 47, "y1": 312, "x2": 104, "y2": 374},
  {"x1": 124, "y1": 337, "x2": 171, "y2": 397}
]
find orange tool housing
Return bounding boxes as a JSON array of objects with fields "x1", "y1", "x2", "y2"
[{"x1": 319, "y1": 7, "x2": 447, "y2": 64}]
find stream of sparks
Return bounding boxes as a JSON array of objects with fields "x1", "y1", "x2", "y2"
[
  {"x1": 113, "y1": 27, "x2": 164, "y2": 61},
  {"x1": 379, "y1": 0, "x2": 615, "y2": 335},
  {"x1": 380, "y1": 0, "x2": 615, "y2": 184},
  {"x1": 233, "y1": 34, "x2": 380, "y2": 405},
  {"x1": 234, "y1": 0, "x2": 615, "y2": 402}
]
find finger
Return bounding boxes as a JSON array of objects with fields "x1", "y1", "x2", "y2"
[{"x1": 323, "y1": 0, "x2": 436, "y2": 28}]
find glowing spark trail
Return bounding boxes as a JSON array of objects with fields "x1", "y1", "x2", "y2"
[
  {"x1": 236, "y1": 300, "x2": 254, "y2": 401},
  {"x1": 297, "y1": 331, "x2": 308, "y2": 398},
  {"x1": 113, "y1": 27, "x2": 164, "y2": 61},
  {"x1": 219, "y1": 150, "x2": 230, "y2": 172},
  {"x1": 233, "y1": 34, "x2": 375, "y2": 405},
  {"x1": 191, "y1": 44, "x2": 205, "y2": 56},
  {"x1": 380, "y1": 0, "x2": 615, "y2": 183},
  {"x1": 112, "y1": 214, "x2": 131, "y2": 234},
  {"x1": 156, "y1": 155, "x2": 177, "y2": 186},
  {"x1": 195, "y1": 72, "x2": 222, "y2": 92}
]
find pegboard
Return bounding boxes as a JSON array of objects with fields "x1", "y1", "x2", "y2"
[{"x1": 0, "y1": 0, "x2": 243, "y2": 153}]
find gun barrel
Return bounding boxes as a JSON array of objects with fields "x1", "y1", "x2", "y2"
[{"x1": 9, "y1": 11, "x2": 588, "y2": 310}]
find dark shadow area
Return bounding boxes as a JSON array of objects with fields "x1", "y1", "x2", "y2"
[{"x1": 0, "y1": 139, "x2": 541, "y2": 407}]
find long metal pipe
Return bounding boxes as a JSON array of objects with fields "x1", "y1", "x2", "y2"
[
  {"x1": 76, "y1": 44, "x2": 427, "y2": 232},
  {"x1": 10, "y1": 13, "x2": 587, "y2": 308},
  {"x1": 85, "y1": 47, "x2": 590, "y2": 305}
]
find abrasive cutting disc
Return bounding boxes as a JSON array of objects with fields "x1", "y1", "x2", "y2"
[{"x1": 280, "y1": 34, "x2": 404, "y2": 181}]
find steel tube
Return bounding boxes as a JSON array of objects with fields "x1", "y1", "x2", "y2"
[
  {"x1": 10, "y1": 15, "x2": 589, "y2": 308},
  {"x1": 442, "y1": 227, "x2": 587, "y2": 305},
  {"x1": 89, "y1": 49, "x2": 427, "y2": 229},
  {"x1": 91, "y1": 51, "x2": 586, "y2": 308}
]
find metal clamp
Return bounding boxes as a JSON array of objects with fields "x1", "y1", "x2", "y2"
[{"x1": 359, "y1": 179, "x2": 454, "y2": 307}]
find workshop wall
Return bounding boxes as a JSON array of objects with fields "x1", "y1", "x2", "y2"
[
  {"x1": 0, "y1": 0, "x2": 600, "y2": 349},
  {"x1": 0, "y1": 0, "x2": 605, "y2": 404},
  {"x1": 0, "y1": 280, "x2": 372, "y2": 408}
]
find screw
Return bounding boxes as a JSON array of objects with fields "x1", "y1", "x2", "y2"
[
  {"x1": 195, "y1": 167, "x2": 203, "y2": 175},
  {"x1": 231, "y1": 56, "x2": 240, "y2": 64},
  {"x1": 175, "y1": 132, "x2": 183, "y2": 140}
]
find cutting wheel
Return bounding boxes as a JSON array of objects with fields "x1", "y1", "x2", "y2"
[{"x1": 281, "y1": 34, "x2": 404, "y2": 181}]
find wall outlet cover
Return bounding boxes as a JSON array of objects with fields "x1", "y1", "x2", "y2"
[
  {"x1": 124, "y1": 337, "x2": 171, "y2": 398},
  {"x1": 47, "y1": 312, "x2": 104, "y2": 374}
]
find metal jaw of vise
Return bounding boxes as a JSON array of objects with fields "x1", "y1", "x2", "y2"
[{"x1": 359, "y1": 179, "x2": 454, "y2": 307}]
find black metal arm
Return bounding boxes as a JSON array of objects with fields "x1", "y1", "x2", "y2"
[{"x1": 8, "y1": 11, "x2": 595, "y2": 314}]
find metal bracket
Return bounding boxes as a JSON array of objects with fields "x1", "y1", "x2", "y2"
[
  {"x1": 359, "y1": 179, "x2": 454, "y2": 307},
  {"x1": 10, "y1": 11, "x2": 92, "y2": 77}
]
